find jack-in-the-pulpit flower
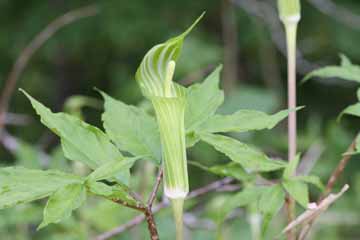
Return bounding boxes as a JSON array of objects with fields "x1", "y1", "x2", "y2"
[{"x1": 135, "y1": 13, "x2": 205, "y2": 239}]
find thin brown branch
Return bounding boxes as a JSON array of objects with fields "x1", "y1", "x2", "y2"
[
  {"x1": 298, "y1": 136, "x2": 357, "y2": 239},
  {"x1": 111, "y1": 189, "x2": 159, "y2": 239},
  {"x1": 94, "y1": 177, "x2": 234, "y2": 240},
  {"x1": 111, "y1": 199, "x2": 146, "y2": 212},
  {"x1": 0, "y1": 5, "x2": 99, "y2": 130},
  {"x1": 323, "y1": 139, "x2": 356, "y2": 197},
  {"x1": 144, "y1": 208, "x2": 160, "y2": 240},
  {"x1": 147, "y1": 167, "x2": 164, "y2": 208}
]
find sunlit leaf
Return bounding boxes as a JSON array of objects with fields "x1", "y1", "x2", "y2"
[
  {"x1": 38, "y1": 183, "x2": 86, "y2": 229},
  {"x1": 283, "y1": 179, "x2": 309, "y2": 208},
  {"x1": 100, "y1": 90, "x2": 161, "y2": 163},
  {"x1": 0, "y1": 167, "x2": 83, "y2": 209},
  {"x1": 189, "y1": 161, "x2": 254, "y2": 182},
  {"x1": 199, "y1": 133, "x2": 286, "y2": 172},
  {"x1": 185, "y1": 66, "x2": 224, "y2": 132},
  {"x1": 283, "y1": 154, "x2": 301, "y2": 179},
  {"x1": 86, "y1": 181, "x2": 137, "y2": 206},
  {"x1": 302, "y1": 55, "x2": 360, "y2": 84},
  {"x1": 198, "y1": 108, "x2": 301, "y2": 134},
  {"x1": 294, "y1": 175, "x2": 325, "y2": 191},
  {"x1": 21, "y1": 90, "x2": 128, "y2": 182},
  {"x1": 87, "y1": 157, "x2": 140, "y2": 182}
]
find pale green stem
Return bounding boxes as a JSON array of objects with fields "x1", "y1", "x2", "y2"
[
  {"x1": 171, "y1": 198, "x2": 184, "y2": 240},
  {"x1": 285, "y1": 21, "x2": 298, "y2": 163}
]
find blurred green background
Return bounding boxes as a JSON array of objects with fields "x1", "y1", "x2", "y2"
[{"x1": 0, "y1": 0, "x2": 360, "y2": 239}]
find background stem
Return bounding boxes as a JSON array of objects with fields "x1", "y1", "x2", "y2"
[
  {"x1": 285, "y1": 21, "x2": 298, "y2": 240},
  {"x1": 286, "y1": 22, "x2": 298, "y2": 163}
]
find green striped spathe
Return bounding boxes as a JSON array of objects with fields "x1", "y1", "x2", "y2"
[
  {"x1": 135, "y1": 14, "x2": 204, "y2": 199},
  {"x1": 151, "y1": 86, "x2": 188, "y2": 198}
]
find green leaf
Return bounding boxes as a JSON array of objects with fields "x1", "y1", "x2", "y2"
[
  {"x1": 293, "y1": 175, "x2": 325, "y2": 191},
  {"x1": 185, "y1": 66, "x2": 224, "y2": 132},
  {"x1": 217, "y1": 186, "x2": 264, "y2": 224},
  {"x1": 38, "y1": 183, "x2": 86, "y2": 229},
  {"x1": 282, "y1": 179, "x2": 309, "y2": 208},
  {"x1": 198, "y1": 108, "x2": 301, "y2": 134},
  {"x1": 0, "y1": 167, "x2": 83, "y2": 209},
  {"x1": 302, "y1": 55, "x2": 360, "y2": 84},
  {"x1": 87, "y1": 157, "x2": 139, "y2": 182},
  {"x1": 339, "y1": 103, "x2": 360, "y2": 120},
  {"x1": 135, "y1": 13, "x2": 204, "y2": 97},
  {"x1": 189, "y1": 161, "x2": 254, "y2": 182},
  {"x1": 99, "y1": 90, "x2": 161, "y2": 163},
  {"x1": 258, "y1": 184, "x2": 285, "y2": 236},
  {"x1": 21, "y1": 90, "x2": 124, "y2": 169},
  {"x1": 283, "y1": 154, "x2": 301, "y2": 179},
  {"x1": 86, "y1": 181, "x2": 137, "y2": 206},
  {"x1": 199, "y1": 133, "x2": 286, "y2": 172}
]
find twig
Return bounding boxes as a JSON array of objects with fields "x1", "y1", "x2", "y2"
[
  {"x1": 111, "y1": 199, "x2": 146, "y2": 212},
  {"x1": 298, "y1": 136, "x2": 357, "y2": 239},
  {"x1": 323, "y1": 139, "x2": 356, "y2": 197},
  {"x1": 94, "y1": 178, "x2": 234, "y2": 240},
  {"x1": 147, "y1": 167, "x2": 164, "y2": 208},
  {"x1": 111, "y1": 188, "x2": 159, "y2": 239},
  {"x1": 0, "y1": 5, "x2": 99, "y2": 130},
  {"x1": 144, "y1": 208, "x2": 160, "y2": 240}
]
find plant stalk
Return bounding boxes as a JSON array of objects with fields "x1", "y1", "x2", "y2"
[
  {"x1": 171, "y1": 198, "x2": 184, "y2": 240},
  {"x1": 283, "y1": 14, "x2": 300, "y2": 240},
  {"x1": 144, "y1": 208, "x2": 160, "y2": 240},
  {"x1": 286, "y1": 22, "x2": 298, "y2": 163}
]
